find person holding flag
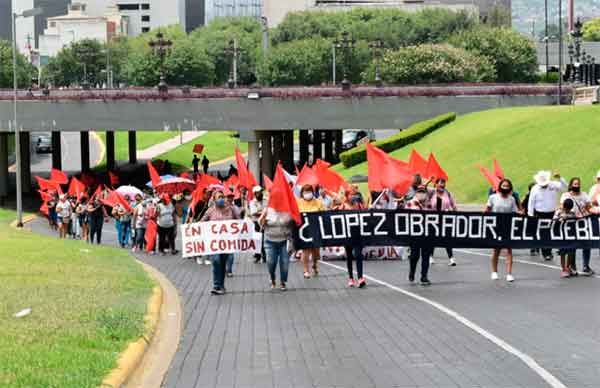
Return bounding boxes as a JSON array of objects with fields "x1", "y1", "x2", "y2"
[{"x1": 297, "y1": 184, "x2": 325, "y2": 278}]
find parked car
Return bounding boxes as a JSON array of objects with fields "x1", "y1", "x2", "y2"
[
  {"x1": 342, "y1": 129, "x2": 373, "y2": 150},
  {"x1": 35, "y1": 136, "x2": 52, "y2": 153}
]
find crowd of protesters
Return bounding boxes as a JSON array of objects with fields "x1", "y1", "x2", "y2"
[{"x1": 38, "y1": 159, "x2": 600, "y2": 295}]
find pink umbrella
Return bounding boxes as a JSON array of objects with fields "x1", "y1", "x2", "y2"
[{"x1": 155, "y1": 177, "x2": 196, "y2": 195}]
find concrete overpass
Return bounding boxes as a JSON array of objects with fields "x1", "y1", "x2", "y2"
[{"x1": 0, "y1": 84, "x2": 568, "y2": 199}]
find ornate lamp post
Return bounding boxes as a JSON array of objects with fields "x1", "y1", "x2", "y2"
[
  {"x1": 224, "y1": 38, "x2": 240, "y2": 89},
  {"x1": 568, "y1": 43, "x2": 575, "y2": 82},
  {"x1": 368, "y1": 39, "x2": 384, "y2": 87},
  {"x1": 334, "y1": 31, "x2": 355, "y2": 91},
  {"x1": 149, "y1": 31, "x2": 172, "y2": 92}
]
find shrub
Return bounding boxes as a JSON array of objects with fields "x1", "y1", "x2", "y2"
[
  {"x1": 449, "y1": 27, "x2": 538, "y2": 83},
  {"x1": 339, "y1": 112, "x2": 456, "y2": 168},
  {"x1": 362, "y1": 44, "x2": 495, "y2": 84},
  {"x1": 583, "y1": 17, "x2": 600, "y2": 41}
]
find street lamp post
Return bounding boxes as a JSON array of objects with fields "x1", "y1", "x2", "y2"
[
  {"x1": 334, "y1": 31, "x2": 355, "y2": 91},
  {"x1": 149, "y1": 31, "x2": 172, "y2": 93},
  {"x1": 12, "y1": 7, "x2": 43, "y2": 228},
  {"x1": 224, "y1": 39, "x2": 240, "y2": 89},
  {"x1": 368, "y1": 39, "x2": 384, "y2": 87},
  {"x1": 558, "y1": 0, "x2": 563, "y2": 105}
]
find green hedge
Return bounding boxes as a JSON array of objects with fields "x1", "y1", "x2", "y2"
[{"x1": 339, "y1": 112, "x2": 456, "y2": 168}]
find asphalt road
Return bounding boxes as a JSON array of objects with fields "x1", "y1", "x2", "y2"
[{"x1": 28, "y1": 131, "x2": 102, "y2": 174}]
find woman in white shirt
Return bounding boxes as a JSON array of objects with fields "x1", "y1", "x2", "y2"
[
  {"x1": 561, "y1": 177, "x2": 594, "y2": 276},
  {"x1": 55, "y1": 194, "x2": 72, "y2": 239}
]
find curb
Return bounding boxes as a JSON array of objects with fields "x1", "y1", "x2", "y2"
[
  {"x1": 9, "y1": 214, "x2": 37, "y2": 229},
  {"x1": 101, "y1": 284, "x2": 163, "y2": 388}
]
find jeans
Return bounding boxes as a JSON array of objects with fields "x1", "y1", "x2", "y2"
[
  {"x1": 115, "y1": 220, "x2": 122, "y2": 246},
  {"x1": 135, "y1": 227, "x2": 146, "y2": 249},
  {"x1": 226, "y1": 254, "x2": 234, "y2": 274},
  {"x1": 120, "y1": 221, "x2": 131, "y2": 247},
  {"x1": 89, "y1": 216, "x2": 103, "y2": 244},
  {"x1": 266, "y1": 240, "x2": 290, "y2": 283},
  {"x1": 409, "y1": 244, "x2": 432, "y2": 281},
  {"x1": 211, "y1": 253, "x2": 232, "y2": 289},
  {"x1": 72, "y1": 218, "x2": 80, "y2": 238},
  {"x1": 345, "y1": 245, "x2": 364, "y2": 279}
]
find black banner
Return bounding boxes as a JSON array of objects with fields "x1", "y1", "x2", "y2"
[{"x1": 293, "y1": 209, "x2": 600, "y2": 250}]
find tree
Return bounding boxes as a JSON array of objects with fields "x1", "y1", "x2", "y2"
[
  {"x1": 483, "y1": 5, "x2": 512, "y2": 28},
  {"x1": 0, "y1": 39, "x2": 37, "y2": 88},
  {"x1": 449, "y1": 27, "x2": 538, "y2": 82},
  {"x1": 363, "y1": 44, "x2": 496, "y2": 84},
  {"x1": 583, "y1": 17, "x2": 600, "y2": 41},
  {"x1": 42, "y1": 39, "x2": 107, "y2": 87}
]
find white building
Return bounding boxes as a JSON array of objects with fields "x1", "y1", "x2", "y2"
[
  {"x1": 82, "y1": 0, "x2": 186, "y2": 35},
  {"x1": 205, "y1": 0, "x2": 261, "y2": 25},
  {"x1": 38, "y1": 3, "x2": 128, "y2": 58}
]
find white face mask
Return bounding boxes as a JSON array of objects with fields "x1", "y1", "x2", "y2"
[
  {"x1": 302, "y1": 192, "x2": 314, "y2": 201},
  {"x1": 185, "y1": 195, "x2": 192, "y2": 201}
]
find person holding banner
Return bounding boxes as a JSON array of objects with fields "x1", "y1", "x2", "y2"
[
  {"x1": 429, "y1": 178, "x2": 458, "y2": 267},
  {"x1": 554, "y1": 198, "x2": 578, "y2": 278},
  {"x1": 297, "y1": 184, "x2": 325, "y2": 279},
  {"x1": 260, "y1": 206, "x2": 294, "y2": 291},
  {"x1": 405, "y1": 186, "x2": 433, "y2": 285},
  {"x1": 486, "y1": 178, "x2": 519, "y2": 282},
  {"x1": 338, "y1": 189, "x2": 367, "y2": 288},
  {"x1": 201, "y1": 190, "x2": 240, "y2": 295}
]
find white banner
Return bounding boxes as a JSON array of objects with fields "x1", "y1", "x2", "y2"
[{"x1": 181, "y1": 220, "x2": 261, "y2": 258}]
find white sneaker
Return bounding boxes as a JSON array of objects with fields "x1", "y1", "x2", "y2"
[
  {"x1": 195, "y1": 258, "x2": 202, "y2": 265},
  {"x1": 429, "y1": 257, "x2": 436, "y2": 264},
  {"x1": 448, "y1": 258, "x2": 456, "y2": 266},
  {"x1": 491, "y1": 272, "x2": 499, "y2": 280},
  {"x1": 506, "y1": 274, "x2": 515, "y2": 282},
  {"x1": 204, "y1": 259, "x2": 211, "y2": 265}
]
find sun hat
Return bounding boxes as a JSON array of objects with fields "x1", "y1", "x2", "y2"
[
  {"x1": 534, "y1": 171, "x2": 551, "y2": 186},
  {"x1": 252, "y1": 185, "x2": 263, "y2": 193}
]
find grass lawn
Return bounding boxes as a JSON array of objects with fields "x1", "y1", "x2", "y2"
[
  {"x1": 0, "y1": 209, "x2": 154, "y2": 388},
  {"x1": 96, "y1": 131, "x2": 178, "y2": 162},
  {"x1": 334, "y1": 105, "x2": 600, "y2": 204},
  {"x1": 156, "y1": 131, "x2": 248, "y2": 172}
]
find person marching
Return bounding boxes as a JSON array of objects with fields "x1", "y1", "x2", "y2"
[
  {"x1": 249, "y1": 186, "x2": 267, "y2": 263},
  {"x1": 337, "y1": 188, "x2": 367, "y2": 288},
  {"x1": 405, "y1": 186, "x2": 433, "y2": 285},
  {"x1": 260, "y1": 204, "x2": 294, "y2": 291},
  {"x1": 296, "y1": 184, "x2": 325, "y2": 278},
  {"x1": 55, "y1": 194, "x2": 72, "y2": 239},
  {"x1": 429, "y1": 178, "x2": 458, "y2": 266},
  {"x1": 486, "y1": 178, "x2": 519, "y2": 282},
  {"x1": 554, "y1": 198, "x2": 578, "y2": 278}
]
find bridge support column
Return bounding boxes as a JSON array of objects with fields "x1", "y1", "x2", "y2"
[
  {"x1": 333, "y1": 130, "x2": 342, "y2": 163},
  {"x1": 248, "y1": 137, "x2": 260, "y2": 185},
  {"x1": 20, "y1": 132, "x2": 31, "y2": 193},
  {"x1": 106, "y1": 130, "x2": 115, "y2": 171},
  {"x1": 259, "y1": 131, "x2": 273, "y2": 180},
  {"x1": 324, "y1": 131, "x2": 333, "y2": 163},
  {"x1": 313, "y1": 130, "x2": 323, "y2": 162},
  {"x1": 272, "y1": 132, "x2": 283, "y2": 166},
  {"x1": 0, "y1": 133, "x2": 8, "y2": 203},
  {"x1": 80, "y1": 131, "x2": 90, "y2": 172},
  {"x1": 51, "y1": 131, "x2": 61, "y2": 170},
  {"x1": 281, "y1": 130, "x2": 294, "y2": 173},
  {"x1": 299, "y1": 130, "x2": 309, "y2": 167},
  {"x1": 128, "y1": 131, "x2": 137, "y2": 164}
]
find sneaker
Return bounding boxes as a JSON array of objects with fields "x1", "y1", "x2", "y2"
[
  {"x1": 581, "y1": 267, "x2": 595, "y2": 276},
  {"x1": 569, "y1": 268, "x2": 578, "y2": 277},
  {"x1": 506, "y1": 274, "x2": 515, "y2": 282},
  {"x1": 196, "y1": 258, "x2": 202, "y2": 265},
  {"x1": 204, "y1": 259, "x2": 211, "y2": 265},
  {"x1": 429, "y1": 257, "x2": 436, "y2": 264},
  {"x1": 448, "y1": 258, "x2": 456, "y2": 267},
  {"x1": 560, "y1": 270, "x2": 571, "y2": 278},
  {"x1": 408, "y1": 275, "x2": 415, "y2": 283},
  {"x1": 226, "y1": 272, "x2": 233, "y2": 278},
  {"x1": 303, "y1": 272, "x2": 311, "y2": 279},
  {"x1": 491, "y1": 272, "x2": 499, "y2": 280},
  {"x1": 530, "y1": 250, "x2": 539, "y2": 256},
  {"x1": 211, "y1": 288, "x2": 224, "y2": 295},
  {"x1": 270, "y1": 281, "x2": 276, "y2": 290},
  {"x1": 347, "y1": 278, "x2": 356, "y2": 287},
  {"x1": 420, "y1": 278, "x2": 431, "y2": 286},
  {"x1": 280, "y1": 283, "x2": 287, "y2": 291},
  {"x1": 358, "y1": 277, "x2": 366, "y2": 288},
  {"x1": 544, "y1": 255, "x2": 553, "y2": 261}
]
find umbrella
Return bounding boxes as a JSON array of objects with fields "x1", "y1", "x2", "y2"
[
  {"x1": 116, "y1": 185, "x2": 143, "y2": 198},
  {"x1": 155, "y1": 177, "x2": 196, "y2": 195},
  {"x1": 146, "y1": 174, "x2": 176, "y2": 188}
]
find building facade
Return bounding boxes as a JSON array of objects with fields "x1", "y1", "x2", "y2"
[{"x1": 204, "y1": 0, "x2": 261, "y2": 25}]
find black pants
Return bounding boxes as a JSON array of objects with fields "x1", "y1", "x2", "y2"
[
  {"x1": 158, "y1": 226, "x2": 175, "y2": 253},
  {"x1": 409, "y1": 244, "x2": 432, "y2": 281},
  {"x1": 431, "y1": 247, "x2": 453, "y2": 258},
  {"x1": 345, "y1": 246, "x2": 364, "y2": 279},
  {"x1": 534, "y1": 210, "x2": 555, "y2": 257},
  {"x1": 89, "y1": 216, "x2": 103, "y2": 244}
]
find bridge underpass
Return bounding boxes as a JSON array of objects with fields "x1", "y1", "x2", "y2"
[{"x1": 0, "y1": 84, "x2": 565, "y2": 201}]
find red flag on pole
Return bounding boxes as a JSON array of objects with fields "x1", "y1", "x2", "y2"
[
  {"x1": 68, "y1": 177, "x2": 86, "y2": 198},
  {"x1": 263, "y1": 174, "x2": 273, "y2": 191},
  {"x1": 493, "y1": 158, "x2": 505, "y2": 179},
  {"x1": 478, "y1": 165, "x2": 501, "y2": 190},
  {"x1": 424, "y1": 153, "x2": 449, "y2": 182},
  {"x1": 193, "y1": 144, "x2": 205, "y2": 154},
  {"x1": 268, "y1": 164, "x2": 301, "y2": 225},
  {"x1": 38, "y1": 189, "x2": 53, "y2": 202},
  {"x1": 312, "y1": 159, "x2": 350, "y2": 193},
  {"x1": 145, "y1": 219, "x2": 158, "y2": 253},
  {"x1": 50, "y1": 168, "x2": 68, "y2": 185},
  {"x1": 108, "y1": 171, "x2": 119, "y2": 187},
  {"x1": 40, "y1": 202, "x2": 49, "y2": 216},
  {"x1": 35, "y1": 176, "x2": 63, "y2": 194},
  {"x1": 102, "y1": 189, "x2": 132, "y2": 212},
  {"x1": 235, "y1": 148, "x2": 258, "y2": 198},
  {"x1": 295, "y1": 164, "x2": 319, "y2": 188},
  {"x1": 147, "y1": 160, "x2": 161, "y2": 188},
  {"x1": 408, "y1": 149, "x2": 428, "y2": 177},
  {"x1": 366, "y1": 143, "x2": 412, "y2": 195}
]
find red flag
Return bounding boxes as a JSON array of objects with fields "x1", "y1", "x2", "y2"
[
  {"x1": 424, "y1": 153, "x2": 448, "y2": 182},
  {"x1": 50, "y1": 168, "x2": 68, "y2": 185},
  {"x1": 408, "y1": 149, "x2": 428, "y2": 177},
  {"x1": 312, "y1": 159, "x2": 350, "y2": 193},
  {"x1": 179, "y1": 171, "x2": 191, "y2": 179},
  {"x1": 145, "y1": 219, "x2": 158, "y2": 253},
  {"x1": 147, "y1": 160, "x2": 161, "y2": 188},
  {"x1": 295, "y1": 164, "x2": 319, "y2": 188},
  {"x1": 235, "y1": 148, "x2": 257, "y2": 199},
  {"x1": 102, "y1": 189, "x2": 132, "y2": 212},
  {"x1": 478, "y1": 165, "x2": 501, "y2": 190},
  {"x1": 40, "y1": 202, "x2": 49, "y2": 216},
  {"x1": 366, "y1": 144, "x2": 412, "y2": 195},
  {"x1": 35, "y1": 176, "x2": 63, "y2": 194},
  {"x1": 268, "y1": 164, "x2": 301, "y2": 225},
  {"x1": 68, "y1": 177, "x2": 86, "y2": 198},
  {"x1": 493, "y1": 158, "x2": 505, "y2": 179},
  {"x1": 90, "y1": 184, "x2": 103, "y2": 202},
  {"x1": 196, "y1": 173, "x2": 221, "y2": 193},
  {"x1": 263, "y1": 174, "x2": 273, "y2": 191},
  {"x1": 193, "y1": 144, "x2": 204, "y2": 154},
  {"x1": 38, "y1": 190, "x2": 53, "y2": 202},
  {"x1": 80, "y1": 171, "x2": 95, "y2": 187},
  {"x1": 223, "y1": 174, "x2": 239, "y2": 189},
  {"x1": 108, "y1": 171, "x2": 119, "y2": 187}
]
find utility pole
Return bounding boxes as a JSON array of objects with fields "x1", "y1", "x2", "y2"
[
  {"x1": 558, "y1": 0, "x2": 563, "y2": 105},
  {"x1": 545, "y1": 0, "x2": 549, "y2": 80}
]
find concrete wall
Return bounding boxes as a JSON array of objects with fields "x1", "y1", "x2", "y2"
[{"x1": 0, "y1": 94, "x2": 557, "y2": 132}]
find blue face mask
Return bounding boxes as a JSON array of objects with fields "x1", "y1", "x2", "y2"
[
  {"x1": 322, "y1": 196, "x2": 332, "y2": 208},
  {"x1": 215, "y1": 198, "x2": 225, "y2": 207}
]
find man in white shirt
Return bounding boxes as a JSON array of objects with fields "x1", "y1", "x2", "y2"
[
  {"x1": 249, "y1": 186, "x2": 267, "y2": 263},
  {"x1": 528, "y1": 170, "x2": 567, "y2": 260},
  {"x1": 588, "y1": 170, "x2": 600, "y2": 206}
]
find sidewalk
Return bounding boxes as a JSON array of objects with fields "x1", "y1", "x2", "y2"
[{"x1": 137, "y1": 131, "x2": 207, "y2": 160}]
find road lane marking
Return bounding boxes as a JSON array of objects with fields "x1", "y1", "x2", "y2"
[{"x1": 320, "y1": 260, "x2": 568, "y2": 388}]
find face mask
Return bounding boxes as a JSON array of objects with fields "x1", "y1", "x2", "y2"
[
  {"x1": 322, "y1": 196, "x2": 332, "y2": 208},
  {"x1": 185, "y1": 195, "x2": 192, "y2": 201},
  {"x1": 437, "y1": 187, "x2": 445, "y2": 193},
  {"x1": 415, "y1": 193, "x2": 427, "y2": 203},
  {"x1": 351, "y1": 195, "x2": 362, "y2": 204},
  {"x1": 215, "y1": 198, "x2": 225, "y2": 207},
  {"x1": 255, "y1": 194, "x2": 263, "y2": 201},
  {"x1": 302, "y1": 192, "x2": 314, "y2": 201},
  {"x1": 499, "y1": 187, "x2": 511, "y2": 195},
  {"x1": 571, "y1": 186, "x2": 581, "y2": 193}
]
